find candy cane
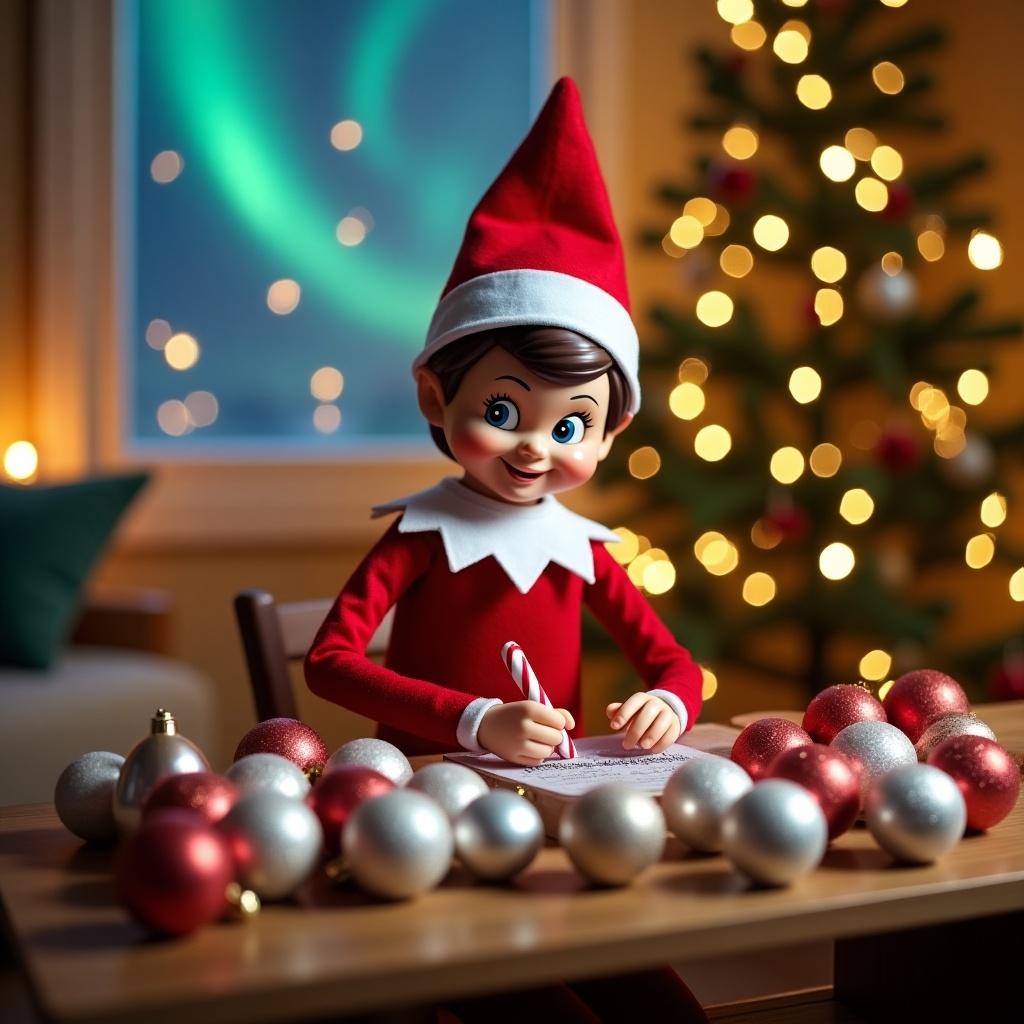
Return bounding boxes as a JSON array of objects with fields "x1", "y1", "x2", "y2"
[{"x1": 500, "y1": 641, "x2": 576, "y2": 759}]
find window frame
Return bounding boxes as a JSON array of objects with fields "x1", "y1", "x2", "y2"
[{"x1": 32, "y1": 0, "x2": 627, "y2": 549}]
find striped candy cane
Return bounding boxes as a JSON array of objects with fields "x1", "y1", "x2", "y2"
[{"x1": 500, "y1": 641, "x2": 576, "y2": 759}]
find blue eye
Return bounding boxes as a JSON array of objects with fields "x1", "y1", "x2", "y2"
[
  {"x1": 552, "y1": 415, "x2": 586, "y2": 445},
  {"x1": 484, "y1": 398, "x2": 519, "y2": 430}
]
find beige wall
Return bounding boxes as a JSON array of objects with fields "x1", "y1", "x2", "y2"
[{"x1": 6, "y1": 1, "x2": 1023, "y2": 765}]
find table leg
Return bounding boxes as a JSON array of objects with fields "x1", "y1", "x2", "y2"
[{"x1": 834, "y1": 910, "x2": 1023, "y2": 1018}]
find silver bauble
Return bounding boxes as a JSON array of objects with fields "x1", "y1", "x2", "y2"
[
  {"x1": 54, "y1": 751, "x2": 124, "y2": 843},
  {"x1": 343, "y1": 789, "x2": 453, "y2": 899},
  {"x1": 856, "y1": 265, "x2": 918, "y2": 323},
  {"x1": 721, "y1": 780, "x2": 828, "y2": 887},
  {"x1": 662, "y1": 756, "x2": 752, "y2": 852},
  {"x1": 453, "y1": 790, "x2": 543, "y2": 881},
  {"x1": 939, "y1": 434, "x2": 994, "y2": 489},
  {"x1": 865, "y1": 764, "x2": 966, "y2": 863},
  {"x1": 226, "y1": 753, "x2": 310, "y2": 800},
  {"x1": 559, "y1": 784, "x2": 665, "y2": 886},
  {"x1": 326, "y1": 738, "x2": 413, "y2": 787},
  {"x1": 914, "y1": 713, "x2": 996, "y2": 762},
  {"x1": 407, "y1": 762, "x2": 489, "y2": 821},
  {"x1": 113, "y1": 709, "x2": 210, "y2": 833},
  {"x1": 831, "y1": 721, "x2": 917, "y2": 807},
  {"x1": 218, "y1": 791, "x2": 323, "y2": 899}
]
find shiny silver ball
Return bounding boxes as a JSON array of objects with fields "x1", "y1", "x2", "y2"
[
  {"x1": 54, "y1": 751, "x2": 125, "y2": 843},
  {"x1": 343, "y1": 789, "x2": 453, "y2": 899},
  {"x1": 454, "y1": 790, "x2": 544, "y2": 881},
  {"x1": 226, "y1": 753, "x2": 310, "y2": 800},
  {"x1": 327, "y1": 738, "x2": 413, "y2": 787},
  {"x1": 831, "y1": 721, "x2": 917, "y2": 807},
  {"x1": 721, "y1": 780, "x2": 828, "y2": 887},
  {"x1": 662, "y1": 756, "x2": 753, "y2": 852},
  {"x1": 218, "y1": 790, "x2": 323, "y2": 899},
  {"x1": 865, "y1": 764, "x2": 966, "y2": 863},
  {"x1": 914, "y1": 713, "x2": 996, "y2": 762},
  {"x1": 559, "y1": 784, "x2": 665, "y2": 886},
  {"x1": 857, "y1": 265, "x2": 918, "y2": 323},
  {"x1": 407, "y1": 762, "x2": 489, "y2": 821}
]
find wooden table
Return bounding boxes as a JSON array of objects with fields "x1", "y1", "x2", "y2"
[{"x1": 2, "y1": 704, "x2": 1022, "y2": 1023}]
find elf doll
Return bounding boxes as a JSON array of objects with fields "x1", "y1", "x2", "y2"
[{"x1": 306, "y1": 76, "x2": 709, "y2": 1024}]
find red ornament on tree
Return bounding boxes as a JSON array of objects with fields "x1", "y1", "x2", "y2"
[
  {"x1": 765, "y1": 744, "x2": 861, "y2": 840},
  {"x1": 763, "y1": 502, "x2": 809, "y2": 545},
  {"x1": 115, "y1": 809, "x2": 234, "y2": 936},
  {"x1": 881, "y1": 180, "x2": 913, "y2": 222},
  {"x1": 989, "y1": 658, "x2": 1024, "y2": 701},
  {"x1": 883, "y1": 669, "x2": 971, "y2": 744},
  {"x1": 873, "y1": 428, "x2": 920, "y2": 474},
  {"x1": 731, "y1": 718, "x2": 813, "y2": 780},
  {"x1": 803, "y1": 684, "x2": 887, "y2": 744},
  {"x1": 234, "y1": 718, "x2": 330, "y2": 778},
  {"x1": 143, "y1": 771, "x2": 240, "y2": 825},
  {"x1": 307, "y1": 765, "x2": 396, "y2": 856},
  {"x1": 708, "y1": 162, "x2": 757, "y2": 205},
  {"x1": 927, "y1": 735, "x2": 1021, "y2": 831}
]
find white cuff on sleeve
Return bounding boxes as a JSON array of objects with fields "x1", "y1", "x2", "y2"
[
  {"x1": 648, "y1": 689, "x2": 689, "y2": 734},
  {"x1": 456, "y1": 697, "x2": 504, "y2": 753}
]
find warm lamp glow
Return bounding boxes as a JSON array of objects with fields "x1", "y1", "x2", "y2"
[{"x1": 3, "y1": 440, "x2": 38, "y2": 481}]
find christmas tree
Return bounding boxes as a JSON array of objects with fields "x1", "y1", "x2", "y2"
[{"x1": 598, "y1": 0, "x2": 1024, "y2": 705}]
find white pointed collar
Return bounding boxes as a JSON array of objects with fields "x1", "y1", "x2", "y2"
[{"x1": 371, "y1": 477, "x2": 620, "y2": 594}]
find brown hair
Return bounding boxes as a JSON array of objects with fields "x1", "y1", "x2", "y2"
[{"x1": 424, "y1": 326, "x2": 629, "y2": 460}]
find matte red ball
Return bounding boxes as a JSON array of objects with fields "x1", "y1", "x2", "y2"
[
  {"x1": 731, "y1": 718, "x2": 813, "y2": 781},
  {"x1": 307, "y1": 766, "x2": 396, "y2": 855},
  {"x1": 765, "y1": 744, "x2": 861, "y2": 840},
  {"x1": 883, "y1": 669, "x2": 970, "y2": 743},
  {"x1": 234, "y1": 718, "x2": 329, "y2": 776},
  {"x1": 927, "y1": 735, "x2": 1021, "y2": 831},
  {"x1": 802, "y1": 684, "x2": 886, "y2": 745},
  {"x1": 143, "y1": 771, "x2": 240, "y2": 825},
  {"x1": 115, "y1": 809, "x2": 234, "y2": 936}
]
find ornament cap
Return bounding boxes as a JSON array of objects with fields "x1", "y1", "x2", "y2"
[{"x1": 151, "y1": 709, "x2": 176, "y2": 735}]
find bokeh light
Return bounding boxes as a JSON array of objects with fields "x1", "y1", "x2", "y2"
[
  {"x1": 701, "y1": 667, "x2": 719, "y2": 700},
  {"x1": 679, "y1": 358, "x2": 709, "y2": 385},
  {"x1": 819, "y1": 542, "x2": 855, "y2": 581},
  {"x1": 809, "y1": 442, "x2": 842, "y2": 477},
  {"x1": 696, "y1": 291, "x2": 734, "y2": 327},
  {"x1": 980, "y1": 492, "x2": 1007, "y2": 528},
  {"x1": 669, "y1": 215, "x2": 705, "y2": 249},
  {"x1": 722, "y1": 125, "x2": 759, "y2": 160},
  {"x1": 684, "y1": 197, "x2": 718, "y2": 225},
  {"x1": 814, "y1": 288, "x2": 844, "y2": 326},
  {"x1": 184, "y1": 390, "x2": 219, "y2": 427},
  {"x1": 145, "y1": 318, "x2": 173, "y2": 350},
  {"x1": 870, "y1": 145, "x2": 903, "y2": 180},
  {"x1": 855, "y1": 177, "x2": 888, "y2": 212},
  {"x1": 164, "y1": 332, "x2": 200, "y2": 370},
  {"x1": 881, "y1": 251, "x2": 904, "y2": 276},
  {"x1": 789, "y1": 366, "x2": 822, "y2": 403},
  {"x1": 1010, "y1": 568, "x2": 1024, "y2": 602},
  {"x1": 310, "y1": 366, "x2": 344, "y2": 401},
  {"x1": 313, "y1": 404, "x2": 342, "y2": 433},
  {"x1": 3, "y1": 440, "x2": 37, "y2": 481},
  {"x1": 796, "y1": 75, "x2": 832, "y2": 109},
  {"x1": 872, "y1": 61, "x2": 905, "y2": 94},
  {"x1": 820, "y1": 145, "x2": 856, "y2": 182},
  {"x1": 773, "y1": 23, "x2": 810, "y2": 64},
  {"x1": 859, "y1": 650, "x2": 892, "y2": 681},
  {"x1": 917, "y1": 230, "x2": 945, "y2": 262},
  {"x1": 742, "y1": 572, "x2": 777, "y2": 607},
  {"x1": 965, "y1": 533, "x2": 995, "y2": 569},
  {"x1": 957, "y1": 369, "x2": 989, "y2": 405},
  {"x1": 968, "y1": 231, "x2": 1003, "y2": 270},
  {"x1": 157, "y1": 399, "x2": 191, "y2": 436},
  {"x1": 629, "y1": 446, "x2": 662, "y2": 479},
  {"x1": 731, "y1": 20, "x2": 766, "y2": 50},
  {"x1": 330, "y1": 119, "x2": 363, "y2": 151},
  {"x1": 695, "y1": 425, "x2": 732, "y2": 461},
  {"x1": 669, "y1": 382, "x2": 706, "y2": 420},
  {"x1": 840, "y1": 488, "x2": 875, "y2": 525},
  {"x1": 811, "y1": 246, "x2": 847, "y2": 283},
  {"x1": 716, "y1": 0, "x2": 754, "y2": 24},
  {"x1": 770, "y1": 446, "x2": 805, "y2": 484},
  {"x1": 267, "y1": 279, "x2": 301, "y2": 315},
  {"x1": 150, "y1": 150, "x2": 184, "y2": 184},
  {"x1": 609, "y1": 527, "x2": 640, "y2": 565},
  {"x1": 721, "y1": 244, "x2": 754, "y2": 278},
  {"x1": 753, "y1": 215, "x2": 789, "y2": 251},
  {"x1": 845, "y1": 127, "x2": 877, "y2": 161}
]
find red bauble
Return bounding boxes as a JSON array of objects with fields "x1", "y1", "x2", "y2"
[
  {"x1": 731, "y1": 718, "x2": 813, "y2": 781},
  {"x1": 764, "y1": 503, "x2": 809, "y2": 545},
  {"x1": 989, "y1": 659, "x2": 1024, "y2": 701},
  {"x1": 307, "y1": 766, "x2": 396, "y2": 856},
  {"x1": 873, "y1": 429, "x2": 920, "y2": 474},
  {"x1": 881, "y1": 181, "x2": 913, "y2": 222},
  {"x1": 803, "y1": 684, "x2": 886, "y2": 744},
  {"x1": 115, "y1": 809, "x2": 234, "y2": 935},
  {"x1": 234, "y1": 718, "x2": 329, "y2": 776},
  {"x1": 709, "y1": 162, "x2": 757, "y2": 205},
  {"x1": 143, "y1": 771, "x2": 240, "y2": 825},
  {"x1": 765, "y1": 744, "x2": 862, "y2": 840},
  {"x1": 927, "y1": 735, "x2": 1021, "y2": 831},
  {"x1": 883, "y1": 669, "x2": 971, "y2": 744}
]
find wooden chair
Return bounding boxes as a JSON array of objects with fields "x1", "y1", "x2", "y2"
[{"x1": 234, "y1": 588, "x2": 393, "y2": 722}]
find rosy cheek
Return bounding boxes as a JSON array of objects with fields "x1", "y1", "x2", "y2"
[
  {"x1": 451, "y1": 424, "x2": 504, "y2": 459},
  {"x1": 560, "y1": 448, "x2": 597, "y2": 484}
]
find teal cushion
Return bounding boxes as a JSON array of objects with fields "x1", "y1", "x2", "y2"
[{"x1": 0, "y1": 474, "x2": 148, "y2": 669}]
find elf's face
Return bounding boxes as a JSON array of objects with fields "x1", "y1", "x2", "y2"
[{"x1": 416, "y1": 346, "x2": 632, "y2": 505}]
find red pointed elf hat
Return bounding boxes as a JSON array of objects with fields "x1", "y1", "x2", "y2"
[{"x1": 416, "y1": 77, "x2": 640, "y2": 413}]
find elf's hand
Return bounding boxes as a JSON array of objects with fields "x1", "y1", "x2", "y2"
[
  {"x1": 606, "y1": 692, "x2": 680, "y2": 754},
  {"x1": 478, "y1": 700, "x2": 575, "y2": 766}
]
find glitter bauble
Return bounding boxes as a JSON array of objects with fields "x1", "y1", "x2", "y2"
[
  {"x1": 731, "y1": 718, "x2": 812, "y2": 781},
  {"x1": 831, "y1": 721, "x2": 917, "y2": 807},
  {"x1": 661, "y1": 756, "x2": 752, "y2": 852},
  {"x1": 721, "y1": 780, "x2": 828, "y2": 887},
  {"x1": 865, "y1": 764, "x2": 966, "y2": 864},
  {"x1": 927, "y1": 735, "x2": 1021, "y2": 831},
  {"x1": 326, "y1": 738, "x2": 413, "y2": 787},
  {"x1": 803, "y1": 684, "x2": 887, "y2": 745},
  {"x1": 54, "y1": 751, "x2": 124, "y2": 843},
  {"x1": 883, "y1": 669, "x2": 971, "y2": 744},
  {"x1": 113, "y1": 709, "x2": 211, "y2": 833},
  {"x1": 218, "y1": 791, "x2": 323, "y2": 900},
  {"x1": 343, "y1": 790, "x2": 453, "y2": 899},
  {"x1": 765, "y1": 744, "x2": 861, "y2": 840},
  {"x1": 143, "y1": 771, "x2": 240, "y2": 825},
  {"x1": 914, "y1": 713, "x2": 996, "y2": 762},
  {"x1": 226, "y1": 753, "x2": 310, "y2": 800},
  {"x1": 233, "y1": 718, "x2": 329, "y2": 778},
  {"x1": 407, "y1": 762, "x2": 489, "y2": 822},
  {"x1": 559, "y1": 784, "x2": 665, "y2": 887},
  {"x1": 307, "y1": 765, "x2": 395, "y2": 856},
  {"x1": 453, "y1": 790, "x2": 544, "y2": 881},
  {"x1": 116, "y1": 809, "x2": 233, "y2": 935}
]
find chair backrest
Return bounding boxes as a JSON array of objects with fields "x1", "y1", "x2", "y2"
[{"x1": 234, "y1": 588, "x2": 393, "y2": 722}]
